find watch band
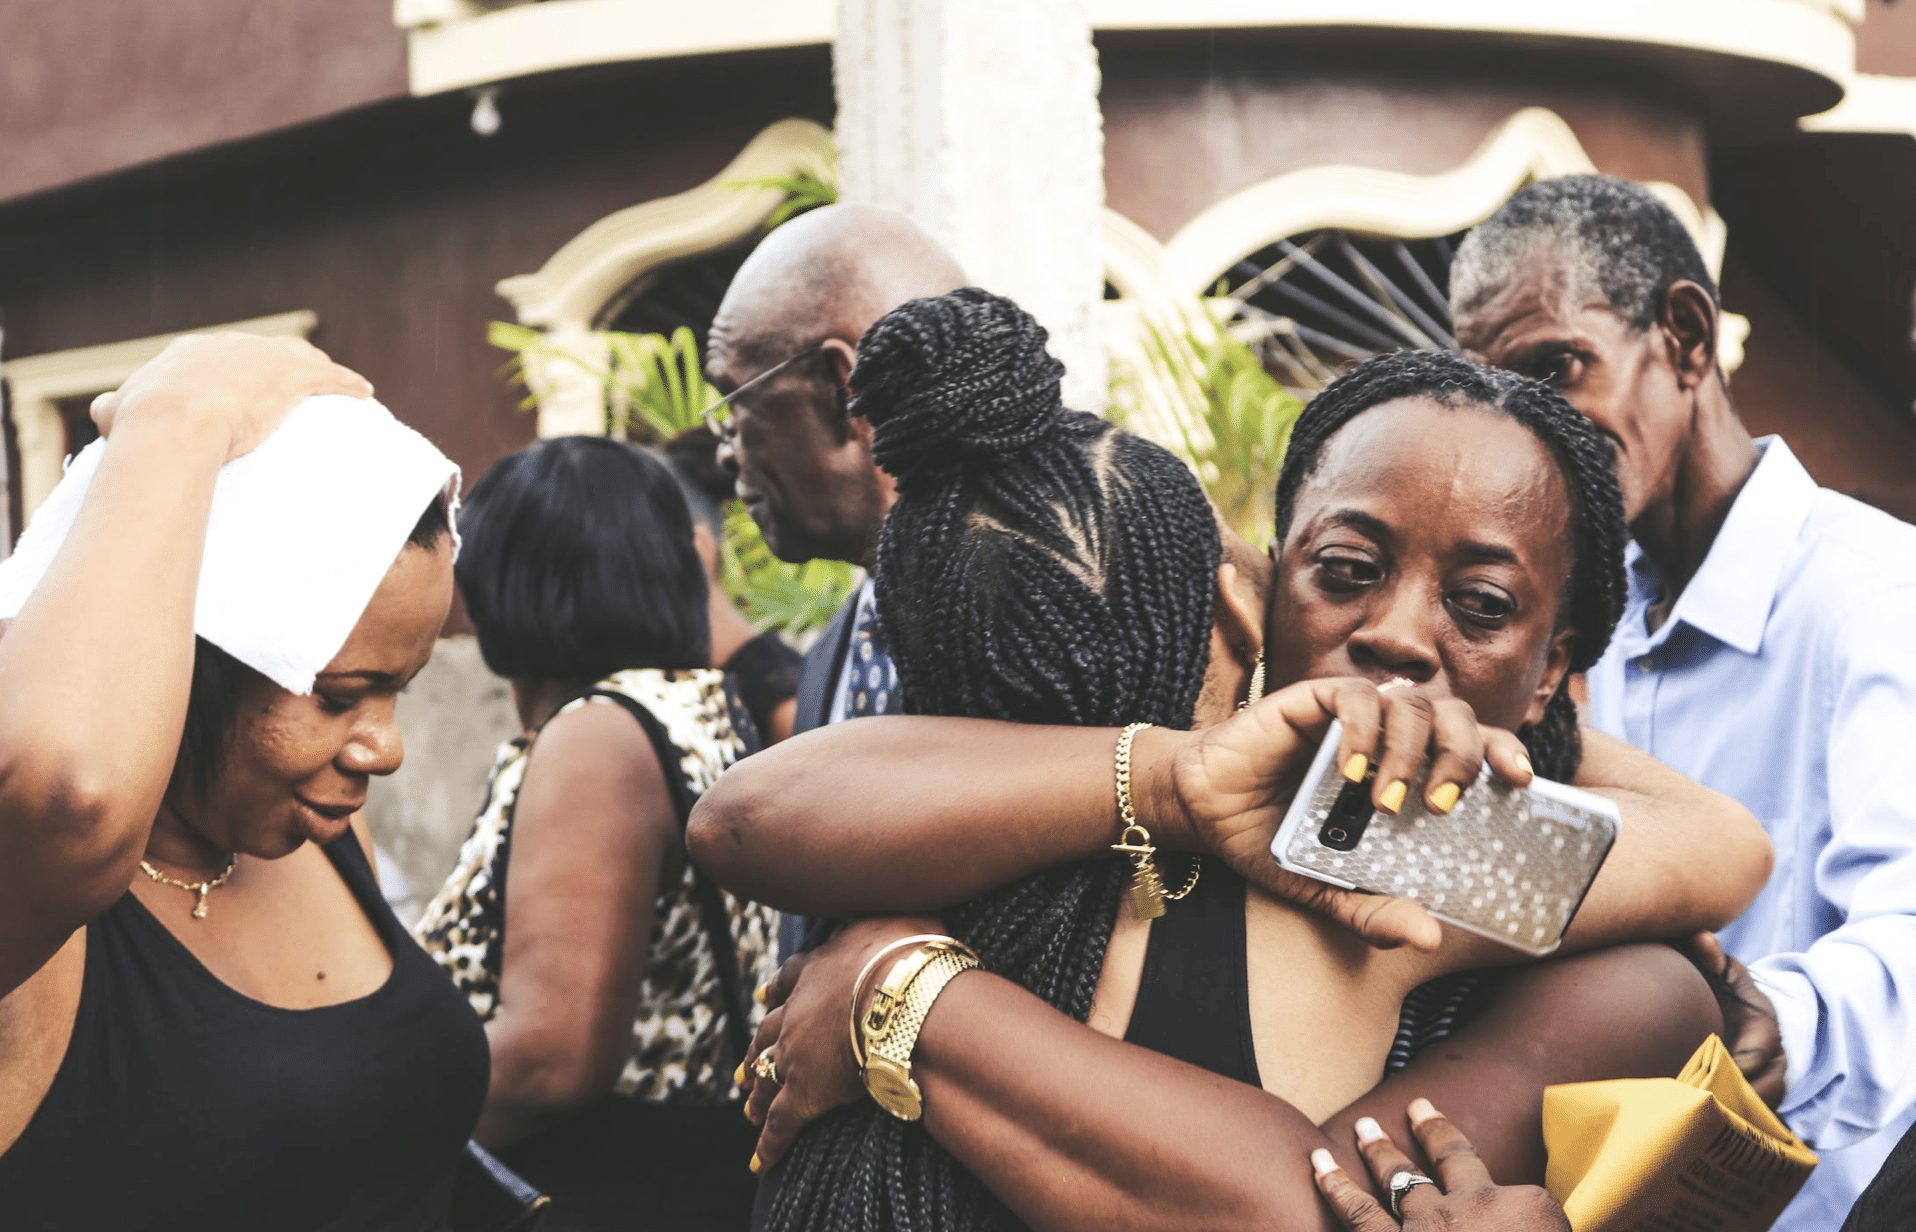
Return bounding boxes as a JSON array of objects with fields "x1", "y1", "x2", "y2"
[
  {"x1": 858, "y1": 943, "x2": 980, "y2": 1121},
  {"x1": 862, "y1": 942, "x2": 956, "y2": 1059},
  {"x1": 866, "y1": 952, "x2": 977, "y2": 1095},
  {"x1": 848, "y1": 933, "x2": 953, "y2": 1070}
]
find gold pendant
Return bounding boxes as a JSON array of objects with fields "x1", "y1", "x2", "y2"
[
  {"x1": 1128, "y1": 862, "x2": 1167, "y2": 920},
  {"x1": 192, "y1": 886, "x2": 211, "y2": 920}
]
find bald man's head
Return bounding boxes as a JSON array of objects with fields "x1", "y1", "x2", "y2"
[
  {"x1": 710, "y1": 204, "x2": 966, "y2": 365},
  {"x1": 706, "y1": 205, "x2": 965, "y2": 567}
]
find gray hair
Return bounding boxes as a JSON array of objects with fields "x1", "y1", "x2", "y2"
[{"x1": 1450, "y1": 175, "x2": 1718, "y2": 331}]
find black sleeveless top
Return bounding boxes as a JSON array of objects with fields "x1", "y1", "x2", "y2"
[
  {"x1": 1124, "y1": 859, "x2": 1263, "y2": 1084},
  {"x1": 0, "y1": 836, "x2": 490, "y2": 1231},
  {"x1": 1123, "y1": 860, "x2": 1485, "y2": 1085}
]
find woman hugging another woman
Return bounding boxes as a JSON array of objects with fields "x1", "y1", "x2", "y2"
[{"x1": 691, "y1": 289, "x2": 1773, "y2": 1231}]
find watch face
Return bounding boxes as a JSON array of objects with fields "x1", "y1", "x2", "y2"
[{"x1": 865, "y1": 1059, "x2": 924, "y2": 1121}]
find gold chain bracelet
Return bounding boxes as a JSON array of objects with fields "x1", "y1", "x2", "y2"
[{"x1": 1110, "y1": 722, "x2": 1201, "y2": 920}]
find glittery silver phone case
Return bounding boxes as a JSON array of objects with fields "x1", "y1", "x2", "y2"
[{"x1": 1269, "y1": 721, "x2": 1620, "y2": 955}]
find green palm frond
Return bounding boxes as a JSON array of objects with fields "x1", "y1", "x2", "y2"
[
  {"x1": 729, "y1": 164, "x2": 840, "y2": 230},
  {"x1": 719, "y1": 501, "x2": 858, "y2": 634},
  {"x1": 607, "y1": 326, "x2": 718, "y2": 441},
  {"x1": 1110, "y1": 301, "x2": 1304, "y2": 549}
]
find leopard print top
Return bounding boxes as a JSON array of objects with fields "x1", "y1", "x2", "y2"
[{"x1": 414, "y1": 668, "x2": 777, "y2": 1104}]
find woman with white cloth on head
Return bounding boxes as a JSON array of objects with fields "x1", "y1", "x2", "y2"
[{"x1": 0, "y1": 335, "x2": 487, "y2": 1231}]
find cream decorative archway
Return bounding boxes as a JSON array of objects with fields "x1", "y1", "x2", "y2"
[
  {"x1": 495, "y1": 117, "x2": 836, "y2": 437},
  {"x1": 2, "y1": 310, "x2": 317, "y2": 527}
]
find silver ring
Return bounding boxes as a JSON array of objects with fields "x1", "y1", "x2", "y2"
[
  {"x1": 752, "y1": 1052, "x2": 780, "y2": 1085},
  {"x1": 1387, "y1": 1171, "x2": 1437, "y2": 1220}
]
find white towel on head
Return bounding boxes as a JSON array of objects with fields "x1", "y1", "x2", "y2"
[{"x1": 0, "y1": 395, "x2": 460, "y2": 695}]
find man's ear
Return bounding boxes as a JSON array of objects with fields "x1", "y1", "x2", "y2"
[
  {"x1": 1659, "y1": 280, "x2": 1719, "y2": 391},
  {"x1": 821, "y1": 337, "x2": 860, "y2": 441}
]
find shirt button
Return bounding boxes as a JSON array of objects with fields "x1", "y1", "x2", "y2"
[{"x1": 1636, "y1": 656, "x2": 1655, "y2": 674}]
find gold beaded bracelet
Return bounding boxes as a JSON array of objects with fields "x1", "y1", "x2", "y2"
[{"x1": 1110, "y1": 721, "x2": 1201, "y2": 920}]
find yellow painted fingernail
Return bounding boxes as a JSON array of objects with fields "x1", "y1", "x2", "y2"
[
  {"x1": 754, "y1": 983, "x2": 769, "y2": 1006},
  {"x1": 1379, "y1": 780, "x2": 1408, "y2": 813},
  {"x1": 749, "y1": 1152, "x2": 762, "y2": 1174},
  {"x1": 744, "y1": 1103, "x2": 755, "y2": 1121},
  {"x1": 1427, "y1": 782, "x2": 1461, "y2": 814},
  {"x1": 735, "y1": 1063, "x2": 747, "y2": 1086},
  {"x1": 1342, "y1": 753, "x2": 1369, "y2": 783},
  {"x1": 1515, "y1": 753, "x2": 1534, "y2": 778}
]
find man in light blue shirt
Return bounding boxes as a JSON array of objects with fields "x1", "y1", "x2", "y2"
[{"x1": 1453, "y1": 174, "x2": 1916, "y2": 1229}]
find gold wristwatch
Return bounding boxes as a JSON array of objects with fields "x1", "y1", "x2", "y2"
[{"x1": 860, "y1": 942, "x2": 979, "y2": 1121}]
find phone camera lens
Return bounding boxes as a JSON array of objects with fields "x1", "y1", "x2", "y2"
[{"x1": 1325, "y1": 827, "x2": 1349, "y2": 845}]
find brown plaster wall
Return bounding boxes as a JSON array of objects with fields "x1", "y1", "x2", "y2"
[
  {"x1": 1098, "y1": 32, "x2": 1710, "y2": 244},
  {"x1": 0, "y1": 51, "x2": 835, "y2": 501},
  {"x1": 0, "y1": 0, "x2": 409, "y2": 205},
  {"x1": 1725, "y1": 258, "x2": 1916, "y2": 521}
]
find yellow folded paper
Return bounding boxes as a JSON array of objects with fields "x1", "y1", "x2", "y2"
[{"x1": 1543, "y1": 1035, "x2": 1817, "y2": 1231}]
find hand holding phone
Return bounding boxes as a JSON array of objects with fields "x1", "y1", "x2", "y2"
[{"x1": 1270, "y1": 721, "x2": 1619, "y2": 954}]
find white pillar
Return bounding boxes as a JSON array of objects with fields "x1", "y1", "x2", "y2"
[{"x1": 835, "y1": 0, "x2": 1108, "y2": 410}]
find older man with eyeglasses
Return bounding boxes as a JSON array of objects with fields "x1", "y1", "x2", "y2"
[{"x1": 703, "y1": 203, "x2": 965, "y2": 940}]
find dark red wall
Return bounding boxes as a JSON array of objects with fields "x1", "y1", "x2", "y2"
[
  {"x1": 1097, "y1": 33, "x2": 1710, "y2": 244},
  {"x1": 0, "y1": 51, "x2": 835, "y2": 492},
  {"x1": 0, "y1": 0, "x2": 408, "y2": 204}
]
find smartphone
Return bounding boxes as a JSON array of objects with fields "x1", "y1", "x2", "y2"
[{"x1": 1269, "y1": 720, "x2": 1620, "y2": 955}]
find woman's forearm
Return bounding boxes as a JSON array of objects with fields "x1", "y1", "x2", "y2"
[
  {"x1": 687, "y1": 718, "x2": 1190, "y2": 914},
  {"x1": 0, "y1": 411, "x2": 225, "y2": 972},
  {"x1": 915, "y1": 971, "x2": 1346, "y2": 1232},
  {"x1": 476, "y1": 1014, "x2": 614, "y2": 1148},
  {"x1": 1323, "y1": 944, "x2": 1722, "y2": 1182},
  {"x1": 913, "y1": 945, "x2": 1719, "y2": 1232}
]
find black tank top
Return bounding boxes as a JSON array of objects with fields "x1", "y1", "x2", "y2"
[
  {"x1": 0, "y1": 836, "x2": 490, "y2": 1231},
  {"x1": 1123, "y1": 859, "x2": 1262, "y2": 1085},
  {"x1": 1123, "y1": 860, "x2": 1486, "y2": 1086}
]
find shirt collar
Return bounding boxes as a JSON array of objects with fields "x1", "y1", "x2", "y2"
[{"x1": 1634, "y1": 436, "x2": 1816, "y2": 655}]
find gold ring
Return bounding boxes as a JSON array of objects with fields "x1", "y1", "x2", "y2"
[{"x1": 752, "y1": 1052, "x2": 780, "y2": 1085}]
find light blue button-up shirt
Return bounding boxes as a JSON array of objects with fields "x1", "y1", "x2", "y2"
[{"x1": 1586, "y1": 438, "x2": 1916, "y2": 1230}]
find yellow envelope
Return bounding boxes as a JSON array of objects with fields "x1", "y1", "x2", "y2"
[{"x1": 1543, "y1": 1035, "x2": 1817, "y2": 1231}]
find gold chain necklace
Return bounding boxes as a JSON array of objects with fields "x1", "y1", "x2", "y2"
[{"x1": 138, "y1": 855, "x2": 238, "y2": 920}]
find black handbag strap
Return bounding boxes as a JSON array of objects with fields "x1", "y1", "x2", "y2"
[{"x1": 551, "y1": 686, "x2": 756, "y2": 1070}]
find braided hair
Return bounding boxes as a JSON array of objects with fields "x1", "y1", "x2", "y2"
[
  {"x1": 767, "y1": 287, "x2": 1223, "y2": 1232},
  {"x1": 1273, "y1": 350, "x2": 1627, "y2": 779}
]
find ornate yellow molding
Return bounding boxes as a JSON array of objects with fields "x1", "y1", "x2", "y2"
[
  {"x1": 495, "y1": 118, "x2": 834, "y2": 437},
  {"x1": 3, "y1": 311, "x2": 317, "y2": 525}
]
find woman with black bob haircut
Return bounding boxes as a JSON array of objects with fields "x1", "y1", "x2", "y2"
[
  {"x1": 693, "y1": 293, "x2": 1773, "y2": 1232},
  {"x1": 416, "y1": 435, "x2": 777, "y2": 1231},
  {"x1": 455, "y1": 435, "x2": 710, "y2": 681}
]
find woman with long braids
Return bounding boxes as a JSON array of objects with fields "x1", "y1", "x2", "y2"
[{"x1": 690, "y1": 291, "x2": 1771, "y2": 1231}]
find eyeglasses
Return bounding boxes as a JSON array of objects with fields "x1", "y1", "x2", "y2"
[{"x1": 699, "y1": 342, "x2": 826, "y2": 446}]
